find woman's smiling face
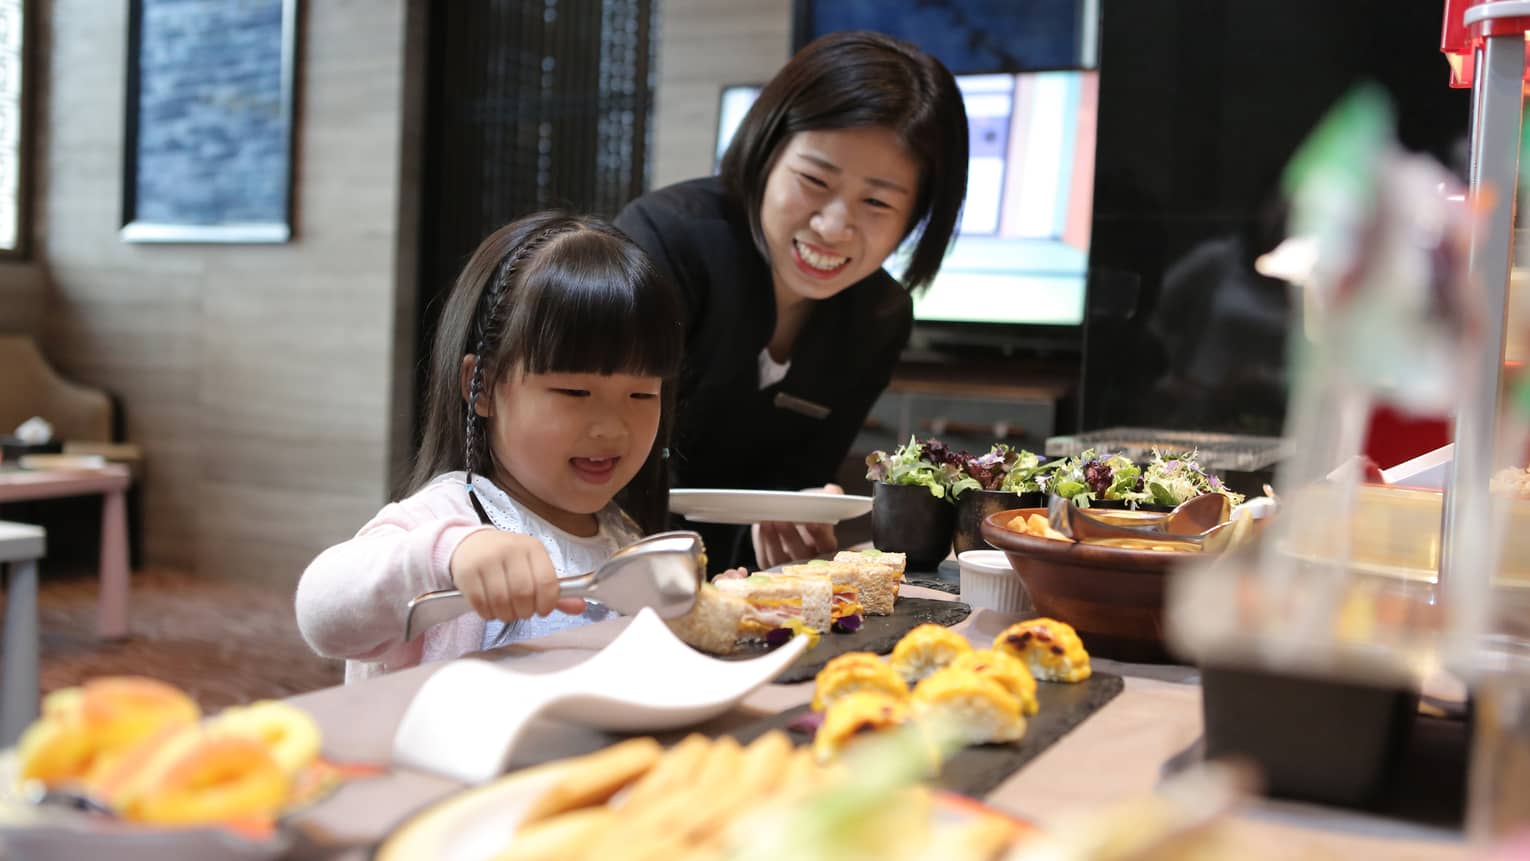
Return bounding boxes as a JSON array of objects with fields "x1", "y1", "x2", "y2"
[{"x1": 758, "y1": 126, "x2": 922, "y2": 305}]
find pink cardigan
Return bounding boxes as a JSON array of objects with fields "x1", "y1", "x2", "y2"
[{"x1": 295, "y1": 475, "x2": 495, "y2": 683}]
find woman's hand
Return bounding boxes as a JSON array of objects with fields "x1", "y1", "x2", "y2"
[
  {"x1": 449, "y1": 530, "x2": 586, "y2": 622},
  {"x1": 751, "y1": 483, "x2": 843, "y2": 569}
]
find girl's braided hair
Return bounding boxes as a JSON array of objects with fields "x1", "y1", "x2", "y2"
[
  {"x1": 407, "y1": 211, "x2": 685, "y2": 534},
  {"x1": 463, "y1": 225, "x2": 575, "y2": 490}
]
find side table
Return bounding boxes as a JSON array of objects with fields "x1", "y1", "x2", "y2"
[
  {"x1": 1, "y1": 520, "x2": 45, "y2": 746},
  {"x1": 0, "y1": 465, "x2": 132, "y2": 638}
]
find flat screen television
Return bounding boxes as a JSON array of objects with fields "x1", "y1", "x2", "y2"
[
  {"x1": 714, "y1": 68, "x2": 1098, "y2": 355},
  {"x1": 792, "y1": 0, "x2": 1098, "y2": 75}
]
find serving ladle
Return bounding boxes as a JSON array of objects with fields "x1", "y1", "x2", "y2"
[
  {"x1": 1046, "y1": 492, "x2": 1236, "y2": 551},
  {"x1": 403, "y1": 530, "x2": 706, "y2": 641}
]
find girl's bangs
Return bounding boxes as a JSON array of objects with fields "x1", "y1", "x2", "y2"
[{"x1": 500, "y1": 253, "x2": 682, "y2": 379}]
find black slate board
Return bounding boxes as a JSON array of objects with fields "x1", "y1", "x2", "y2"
[
  {"x1": 728, "y1": 672, "x2": 1125, "y2": 799},
  {"x1": 901, "y1": 560, "x2": 961, "y2": 595},
  {"x1": 729, "y1": 597, "x2": 972, "y2": 684}
]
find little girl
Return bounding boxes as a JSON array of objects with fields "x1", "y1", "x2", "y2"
[{"x1": 296, "y1": 212, "x2": 683, "y2": 683}]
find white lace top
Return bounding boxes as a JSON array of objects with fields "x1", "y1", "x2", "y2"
[{"x1": 468, "y1": 474, "x2": 640, "y2": 649}]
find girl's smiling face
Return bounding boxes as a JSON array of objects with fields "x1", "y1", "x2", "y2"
[
  {"x1": 478, "y1": 367, "x2": 662, "y2": 536},
  {"x1": 758, "y1": 126, "x2": 922, "y2": 307}
]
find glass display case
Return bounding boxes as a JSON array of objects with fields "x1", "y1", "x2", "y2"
[{"x1": 1163, "y1": 0, "x2": 1530, "y2": 836}]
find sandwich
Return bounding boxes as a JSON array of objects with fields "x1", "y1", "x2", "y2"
[
  {"x1": 779, "y1": 561, "x2": 865, "y2": 630},
  {"x1": 787, "y1": 557, "x2": 898, "y2": 617},
  {"x1": 715, "y1": 573, "x2": 833, "y2": 641},
  {"x1": 834, "y1": 548, "x2": 906, "y2": 577},
  {"x1": 665, "y1": 584, "x2": 749, "y2": 656},
  {"x1": 827, "y1": 552, "x2": 903, "y2": 615}
]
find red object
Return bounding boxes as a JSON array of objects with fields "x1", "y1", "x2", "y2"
[
  {"x1": 1441, "y1": 0, "x2": 1530, "y2": 89},
  {"x1": 1363, "y1": 405, "x2": 1452, "y2": 470}
]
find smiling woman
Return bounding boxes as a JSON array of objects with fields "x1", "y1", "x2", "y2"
[
  {"x1": 614, "y1": 31, "x2": 969, "y2": 573},
  {"x1": 762, "y1": 127, "x2": 919, "y2": 310}
]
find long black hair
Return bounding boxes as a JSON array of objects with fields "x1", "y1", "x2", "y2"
[
  {"x1": 719, "y1": 30, "x2": 968, "y2": 293},
  {"x1": 408, "y1": 211, "x2": 684, "y2": 533}
]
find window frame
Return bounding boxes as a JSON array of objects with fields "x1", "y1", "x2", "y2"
[{"x1": 0, "y1": 0, "x2": 34, "y2": 260}]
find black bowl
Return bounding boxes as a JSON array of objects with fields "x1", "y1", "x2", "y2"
[
  {"x1": 953, "y1": 489, "x2": 1043, "y2": 555},
  {"x1": 871, "y1": 481, "x2": 956, "y2": 571}
]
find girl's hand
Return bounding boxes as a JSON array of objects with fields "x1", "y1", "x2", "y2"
[
  {"x1": 713, "y1": 566, "x2": 749, "y2": 581},
  {"x1": 449, "y1": 530, "x2": 586, "y2": 622},
  {"x1": 751, "y1": 483, "x2": 842, "y2": 569}
]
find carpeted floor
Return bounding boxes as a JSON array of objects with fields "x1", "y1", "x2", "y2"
[{"x1": 15, "y1": 566, "x2": 344, "y2": 712}]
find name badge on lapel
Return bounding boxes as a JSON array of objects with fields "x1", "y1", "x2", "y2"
[{"x1": 773, "y1": 391, "x2": 831, "y2": 420}]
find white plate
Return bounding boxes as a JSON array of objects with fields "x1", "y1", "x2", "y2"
[
  {"x1": 375, "y1": 755, "x2": 1036, "y2": 861},
  {"x1": 375, "y1": 765, "x2": 565, "y2": 861},
  {"x1": 0, "y1": 751, "x2": 288, "y2": 861},
  {"x1": 391, "y1": 608, "x2": 808, "y2": 784},
  {"x1": 669, "y1": 489, "x2": 872, "y2": 525}
]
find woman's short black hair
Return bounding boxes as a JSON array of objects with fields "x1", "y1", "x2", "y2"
[
  {"x1": 408, "y1": 212, "x2": 683, "y2": 532},
  {"x1": 719, "y1": 30, "x2": 968, "y2": 293}
]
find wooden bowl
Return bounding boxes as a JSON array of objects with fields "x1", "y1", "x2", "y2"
[{"x1": 980, "y1": 508, "x2": 1202, "y2": 662}]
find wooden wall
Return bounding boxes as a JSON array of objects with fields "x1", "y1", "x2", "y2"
[
  {"x1": 650, "y1": 0, "x2": 791, "y2": 189},
  {"x1": 0, "y1": 0, "x2": 49, "y2": 336},
  {"x1": 0, "y1": 262, "x2": 45, "y2": 332},
  {"x1": 34, "y1": 0, "x2": 425, "y2": 587}
]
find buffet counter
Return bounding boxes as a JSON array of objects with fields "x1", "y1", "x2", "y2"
[{"x1": 279, "y1": 585, "x2": 1469, "y2": 860}]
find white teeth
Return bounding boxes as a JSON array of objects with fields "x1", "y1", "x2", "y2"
[{"x1": 795, "y1": 240, "x2": 847, "y2": 271}]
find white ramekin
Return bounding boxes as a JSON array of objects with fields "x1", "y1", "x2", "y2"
[{"x1": 957, "y1": 549, "x2": 1032, "y2": 614}]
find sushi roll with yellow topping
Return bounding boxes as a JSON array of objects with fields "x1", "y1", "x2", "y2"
[
  {"x1": 993, "y1": 618, "x2": 1091, "y2": 682},
  {"x1": 911, "y1": 668, "x2": 1027, "y2": 745},
  {"x1": 947, "y1": 649, "x2": 1038, "y2": 716},
  {"x1": 811, "y1": 652, "x2": 910, "y2": 712},
  {"x1": 813, "y1": 690, "x2": 912, "y2": 764},
  {"x1": 889, "y1": 623, "x2": 972, "y2": 684}
]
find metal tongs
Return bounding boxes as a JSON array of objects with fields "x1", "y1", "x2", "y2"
[
  {"x1": 403, "y1": 530, "x2": 706, "y2": 641},
  {"x1": 1046, "y1": 492, "x2": 1245, "y2": 552}
]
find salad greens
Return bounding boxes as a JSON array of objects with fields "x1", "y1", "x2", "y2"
[
  {"x1": 865, "y1": 437, "x2": 1059, "y2": 501},
  {"x1": 868, "y1": 439, "x2": 1245, "y2": 510},
  {"x1": 1141, "y1": 449, "x2": 1246, "y2": 508},
  {"x1": 865, "y1": 436, "x2": 961, "y2": 499},
  {"x1": 1048, "y1": 448, "x2": 1245, "y2": 509},
  {"x1": 999, "y1": 448, "x2": 1065, "y2": 494},
  {"x1": 1048, "y1": 449, "x2": 1138, "y2": 508}
]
